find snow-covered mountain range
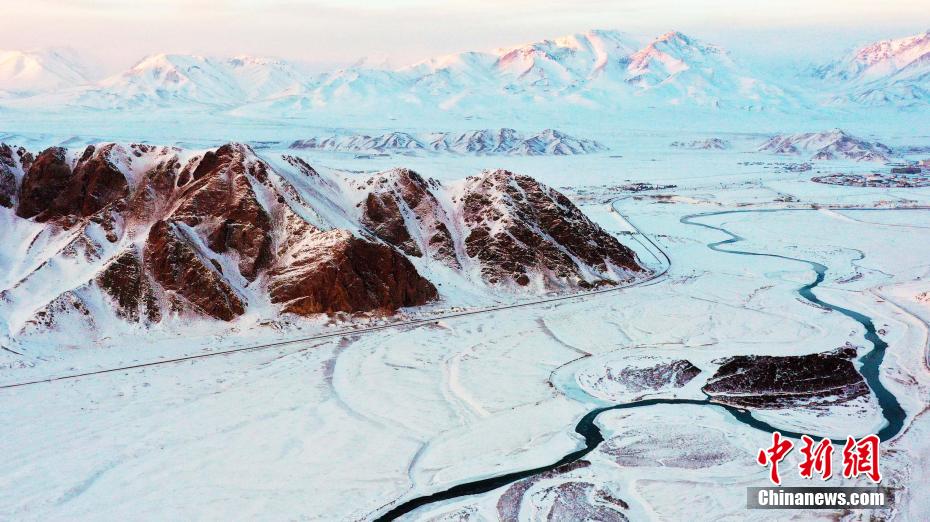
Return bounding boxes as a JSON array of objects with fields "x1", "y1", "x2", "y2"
[
  {"x1": 757, "y1": 129, "x2": 894, "y2": 162},
  {"x1": 290, "y1": 128, "x2": 606, "y2": 156},
  {"x1": 1, "y1": 29, "x2": 928, "y2": 117},
  {"x1": 813, "y1": 31, "x2": 930, "y2": 107}
]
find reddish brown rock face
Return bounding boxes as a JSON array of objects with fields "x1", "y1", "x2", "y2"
[
  {"x1": 144, "y1": 220, "x2": 246, "y2": 321},
  {"x1": 362, "y1": 189, "x2": 421, "y2": 256},
  {"x1": 269, "y1": 228, "x2": 437, "y2": 315},
  {"x1": 360, "y1": 168, "x2": 459, "y2": 266},
  {"x1": 173, "y1": 144, "x2": 272, "y2": 281},
  {"x1": 56, "y1": 144, "x2": 130, "y2": 219},
  {"x1": 96, "y1": 248, "x2": 161, "y2": 323},
  {"x1": 462, "y1": 170, "x2": 641, "y2": 287},
  {"x1": 17, "y1": 145, "x2": 131, "y2": 222},
  {"x1": 16, "y1": 147, "x2": 72, "y2": 219}
]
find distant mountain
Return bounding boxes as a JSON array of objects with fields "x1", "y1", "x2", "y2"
[
  {"x1": 0, "y1": 48, "x2": 96, "y2": 96},
  {"x1": 0, "y1": 29, "x2": 798, "y2": 115},
  {"x1": 814, "y1": 31, "x2": 930, "y2": 107},
  {"x1": 623, "y1": 31, "x2": 791, "y2": 108},
  {"x1": 295, "y1": 29, "x2": 792, "y2": 112},
  {"x1": 290, "y1": 128, "x2": 607, "y2": 155},
  {"x1": 73, "y1": 54, "x2": 311, "y2": 109},
  {"x1": 2, "y1": 29, "x2": 928, "y2": 116},
  {"x1": 758, "y1": 129, "x2": 894, "y2": 162},
  {"x1": 484, "y1": 29, "x2": 641, "y2": 93},
  {"x1": 670, "y1": 138, "x2": 730, "y2": 150}
]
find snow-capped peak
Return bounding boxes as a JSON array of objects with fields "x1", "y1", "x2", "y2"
[
  {"x1": 0, "y1": 47, "x2": 96, "y2": 95},
  {"x1": 818, "y1": 30, "x2": 930, "y2": 82},
  {"x1": 492, "y1": 29, "x2": 640, "y2": 84},
  {"x1": 813, "y1": 30, "x2": 930, "y2": 106},
  {"x1": 627, "y1": 31, "x2": 729, "y2": 89},
  {"x1": 94, "y1": 52, "x2": 310, "y2": 108}
]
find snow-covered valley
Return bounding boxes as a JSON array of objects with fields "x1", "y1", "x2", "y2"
[{"x1": 2, "y1": 127, "x2": 930, "y2": 520}]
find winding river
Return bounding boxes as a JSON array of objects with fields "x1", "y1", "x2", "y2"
[{"x1": 374, "y1": 206, "x2": 906, "y2": 521}]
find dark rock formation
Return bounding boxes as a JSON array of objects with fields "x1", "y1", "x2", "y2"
[
  {"x1": 670, "y1": 138, "x2": 730, "y2": 150},
  {"x1": 6, "y1": 141, "x2": 643, "y2": 335},
  {"x1": 96, "y1": 248, "x2": 161, "y2": 323},
  {"x1": 15, "y1": 144, "x2": 132, "y2": 222},
  {"x1": 269, "y1": 227, "x2": 437, "y2": 315},
  {"x1": 462, "y1": 169, "x2": 641, "y2": 287},
  {"x1": 758, "y1": 129, "x2": 894, "y2": 162},
  {"x1": 0, "y1": 143, "x2": 31, "y2": 208},
  {"x1": 362, "y1": 188, "x2": 420, "y2": 257},
  {"x1": 290, "y1": 128, "x2": 607, "y2": 156},
  {"x1": 50, "y1": 144, "x2": 129, "y2": 220},
  {"x1": 584, "y1": 359, "x2": 700, "y2": 395},
  {"x1": 128, "y1": 146, "x2": 181, "y2": 219},
  {"x1": 144, "y1": 220, "x2": 245, "y2": 321},
  {"x1": 16, "y1": 147, "x2": 72, "y2": 219},
  {"x1": 702, "y1": 345, "x2": 870, "y2": 408},
  {"x1": 360, "y1": 168, "x2": 458, "y2": 266},
  {"x1": 172, "y1": 144, "x2": 273, "y2": 281}
]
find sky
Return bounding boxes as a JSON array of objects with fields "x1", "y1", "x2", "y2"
[{"x1": 1, "y1": 0, "x2": 928, "y2": 74}]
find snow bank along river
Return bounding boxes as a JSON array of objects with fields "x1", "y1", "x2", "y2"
[{"x1": 374, "y1": 206, "x2": 907, "y2": 521}]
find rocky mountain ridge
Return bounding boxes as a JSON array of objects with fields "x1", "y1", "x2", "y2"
[
  {"x1": 0, "y1": 141, "x2": 643, "y2": 345},
  {"x1": 814, "y1": 30, "x2": 930, "y2": 107},
  {"x1": 758, "y1": 129, "x2": 894, "y2": 162},
  {"x1": 290, "y1": 128, "x2": 606, "y2": 156}
]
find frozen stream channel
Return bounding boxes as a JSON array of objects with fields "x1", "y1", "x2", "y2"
[{"x1": 374, "y1": 206, "x2": 907, "y2": 521}]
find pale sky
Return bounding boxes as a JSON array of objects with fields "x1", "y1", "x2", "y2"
[{"x1": 1, "y1": 0, "x2": 927, "y2": 74}]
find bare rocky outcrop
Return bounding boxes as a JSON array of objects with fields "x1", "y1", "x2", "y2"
[
  {"x1": 127, "y1": 145, "x2": 182, "y2": 219},
  {"x1": 462, "y1": 169, "x2": 641, "y2": 288},
  {"x1": 0, "y1": 143, "x2": 31, "y2": 208},
  {"x1": 290, "y1": 128, "x2": 607, "y2": 156},
  {"x1": 758, "y1": 129, "x2": 894, "y2": 162},
  {"x1": 360, "y1": 168, "x2": 458, "y2": 266},
  {"x1": 171, "y1": 143, "x2": 273, "y2": 281},
  {"x1": 144, "y1": 220, "x2": 246, "y2": 321},
  {"x1": 95, "y1": 247, "x2": 162, "y2": 323},
  {"x1": 670, "y1": 138, "x2": 730, "y2": 150},
  {"x1": 269, "y1": 225, "x2": 437, "y2": 315},
  {"x1": 17, "y1": 144, "x2": 131, "y2": 222},
  {"x1": 16, "y1": 146, "x2": 72, "y2": 219},
  {"x1": 702, "y1": 345, "x2": 870, "y2": 408},
  {"x1": 5, "y1": 142, "x2": 445, "y2": 330},
  {"x1": 358, "y1": 167, "x2": 644, "y2": 288}
]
